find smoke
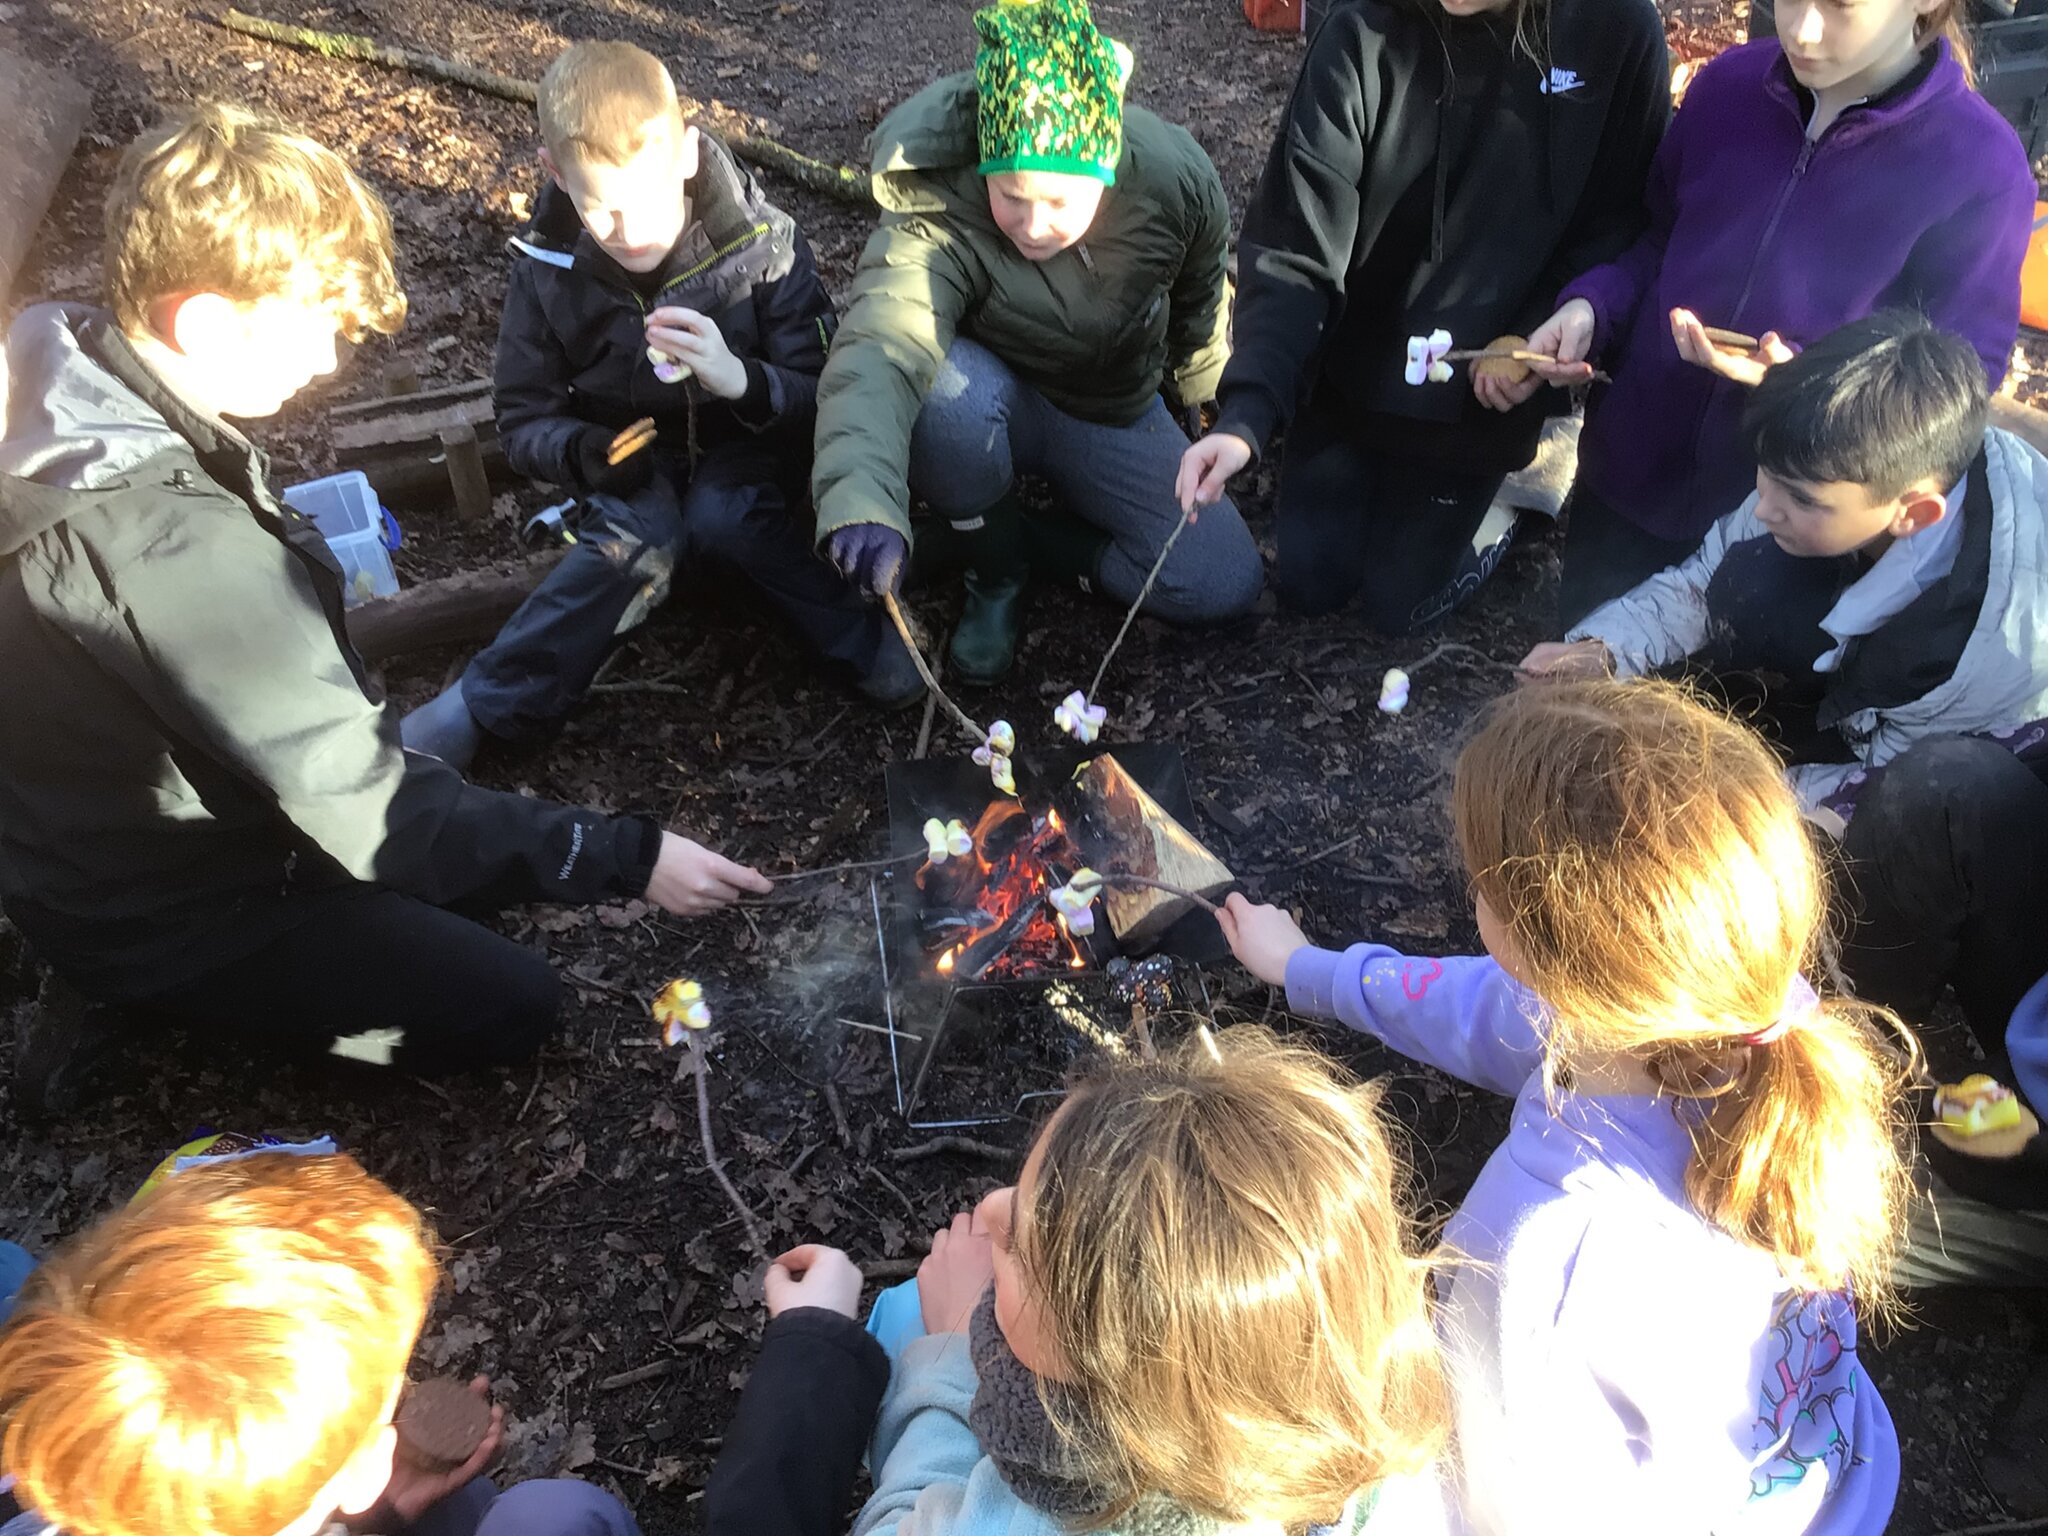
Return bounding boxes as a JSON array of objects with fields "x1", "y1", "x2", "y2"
[{"x1": 745, "y1": 891, "x2": 894, "y2": 1070}]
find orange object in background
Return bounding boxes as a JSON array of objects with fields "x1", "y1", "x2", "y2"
[
  {"x1": 1244, "y1": 0, "x2": 1305, "y2": 30},
  {"x1": 2023, "y1": 202, "x2": 2048, "y2": 333}
]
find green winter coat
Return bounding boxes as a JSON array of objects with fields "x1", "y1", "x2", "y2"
[{"x1": 812, "y1": 72, "x2": 1232, "y2": 546}]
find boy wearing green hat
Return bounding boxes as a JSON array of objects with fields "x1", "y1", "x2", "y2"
[{"x1": 812, "y1": 0, "x2": 1262, "y2": 683}]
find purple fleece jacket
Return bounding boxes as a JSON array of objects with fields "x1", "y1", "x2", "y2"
[
  {"x1": 1287, "y1": 943, "x2": 1898, "y2": 1536},
  {"x1": 1563, "y1": 38, "x2": 2033, "y2": 544}
]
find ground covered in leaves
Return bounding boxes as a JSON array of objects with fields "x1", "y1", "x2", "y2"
[{"x1": 3, "y1": 0, "x2": 2041, "y2": 1530}]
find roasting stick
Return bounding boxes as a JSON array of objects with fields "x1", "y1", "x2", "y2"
[
  {"x1": 767, "y1": 850, "x2": 925, "y2": 883},
  {"x1": 687, "y1": 1029, "x2": 768, "y2": 1261},
  {"x1": 1074, "y1": 870, "x2": 1223, "y2": 916},
  {"x1": 1441, "y1": 346, "x2": 1613, "y2": 384},
  {"x1": 881, "y1": 593, "x2": 985, "y2": 744},
  {"x1": 1089, "y1": 508, "x2": 1196, "y2": 702}
]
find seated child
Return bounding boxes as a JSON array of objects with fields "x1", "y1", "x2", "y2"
[
  {"x1": 0, "y1": 1150, "x2": 635, "y2": 1536},
  {"x1": 702, "y1": 1245, "x2": 890, "y2": 1536},
  {"x1": 403, "y1": 41, "x2": 917, "y2": 769},
  {"x1": 0, "y1": 103, "x2": 769, "y2": 1111},
  {"x1": 853, "y1": 1026, "x2": 1449, "y2": 1536},
  {"x1": 1221, "y1": 680, "x2": 1916, "y2": 1536},
  {"x1": 1521, "y1": 313, "x2": 2048, "y2": 1153}
]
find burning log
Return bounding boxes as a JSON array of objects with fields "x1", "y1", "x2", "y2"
[{"x1": 1070, "y1": 755, "x2": 1234, "y2": 951}]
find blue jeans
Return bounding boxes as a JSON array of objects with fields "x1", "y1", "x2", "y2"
[
  {"x1": 407, "y1": 1478, "x2": 640, "y2": 1536},
  {"x1": 907, "y1": 339, "x2": 1263, "y2": 623}
]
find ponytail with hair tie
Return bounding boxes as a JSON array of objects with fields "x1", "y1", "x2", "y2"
[{"x1": 1744, "y1": 976, "x2": 1819, "y2": 1047}]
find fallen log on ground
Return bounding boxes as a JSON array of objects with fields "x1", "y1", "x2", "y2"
[
  {"x1": 0, "y1": 49, "x2": 89, "y2": 302},
  {"x1": 330, "y1": 376, "x2": 513, "y2": 512},
  {"x1": 214, "y1": 10, "x2": 872, "y2": 206},
  {"x1": 1992, "y1": 394, "x2": 2048, "y2": 459},
  {"x1": 345, "y1": 550, "x2": 564, "y2": 662}
]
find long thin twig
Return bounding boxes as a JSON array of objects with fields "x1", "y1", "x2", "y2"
[
  {"x1": 768, "y1": 850, "x2": 922, "y2": 882},
  {"x1": 1932, "y1": 1518, "x2": 2048, "y2": 1536},
  {"x1": 1401, "y1": 641, "x2": 1520, "y2": 678},
  {"x1": 686, "y1": 1033, "x2": 768, "y2": 1263},
  {"x1": 886, "y1": 1135, "x2": 1017, "y2": 1164},
  {"x1": 881, "y1": 594, "x2": 984, "y2": 743},
  {"x1": 1089, "y1": 509, "x2": 1195, "y2": 701},
  {"x1": 213, "y1": 9, "x2": 873, "y2": 204},
  {"x1": 1074, "y1": 870, "x2": 1223, "y2": 915}
]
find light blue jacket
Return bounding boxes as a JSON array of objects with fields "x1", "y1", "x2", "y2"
[{"x1": 852, "y1": 1328, "x2": 1448, "y2": 1536}]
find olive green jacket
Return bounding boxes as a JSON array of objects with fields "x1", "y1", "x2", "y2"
[{"x1": 812, "y1": 72, "x2": 1231, "y2": 545}]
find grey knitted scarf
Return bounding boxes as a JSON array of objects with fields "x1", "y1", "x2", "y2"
[{"x1": 965, "y1": 1292, "x2": 1367, "y2": 1536}]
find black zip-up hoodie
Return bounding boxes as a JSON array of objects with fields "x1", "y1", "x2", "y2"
[
  {"x1": 494, "y1": 131, "x2": 837, "y2": 491},
  {"x1": 1215, "y1": 0, "x2": 1670, "y2": 470},
  {"x1": 0, "y1": 305, "x2": 660, "y2": 996}
]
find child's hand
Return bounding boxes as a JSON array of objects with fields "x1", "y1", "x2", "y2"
[
  {"x1": 918, "y1": 1209, "x2": 995, "y2": 1336},
  {"x1": 1521, "y1": 299, "x2": 1599, "y2": 385},
  {"x1": 1669, "y1": 309, "x2": 1795, "y2": 386},
  {"x1": 1176, "y1": 432, "x2": 1252, "y2": 514},
  {"x1": 1471, "y1": 335, "x2": 1545, "y2": 413},
  {"x1": 1215, "y1": 893, "x2": 1310, "y2": 988},
  {"x1": 765, "y1": 1244, "x2": 864, "y2": 1318},
  {"x1": 382, "y1": 1377, "x2": 505, "y2": 1524},
  {"x1": 1517, "y1": 639, "x2": 1613, "y2": 682},
  {"x1": 645, "y1": 307, "x2": 748, "y2": 401},
  {"x1": 646, "y1": 832, "x2": 773, "y2": 916}
]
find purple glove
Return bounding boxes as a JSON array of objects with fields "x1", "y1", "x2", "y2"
[{"x1": 826, "y1": 524, "x2": 908, "y2": 599}]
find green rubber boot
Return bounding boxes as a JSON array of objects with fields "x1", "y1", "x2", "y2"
[{"x1": 948, "y1": 490, "x2": 1029, "y2": 684}]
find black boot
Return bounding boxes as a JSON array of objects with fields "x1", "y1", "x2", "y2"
[
  {"x1": 400, "y1": 680, "x2": 485, "y2": 773},
  {"x1": 14, "y1": 971, "x2": 123, "y2": 1124},
  {"x1": 1023, "y1": 503, "x2": 1112, "y2": 596},
  {"x1": 949, "y1": 491, "x2": 1029, "y2": 684}
]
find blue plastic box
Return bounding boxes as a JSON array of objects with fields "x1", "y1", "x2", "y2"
[{"x1": 280, "y1": 471, "x2": 401, "y2": 607}]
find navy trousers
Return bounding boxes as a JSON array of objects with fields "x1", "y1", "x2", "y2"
[{"x1": 464, "y1": 441, "x2": 880, "y2": 742}]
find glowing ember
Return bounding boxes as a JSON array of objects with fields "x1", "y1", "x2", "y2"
[{"x1": 918, "y1": 800, "x2": 1091, "y2": 981}]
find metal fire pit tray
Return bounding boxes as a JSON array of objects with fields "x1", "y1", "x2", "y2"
[{"x1": 872, "y1": 744, "x2": 1229, "y2": 1124}]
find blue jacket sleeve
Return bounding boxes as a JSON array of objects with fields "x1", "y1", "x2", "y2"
[
  {"x1": 851, "y1": 1332, "x2": 1063, "y2": 1536},
  {"x1": 1285, "y1": 944, "x2": 1547, "y2": 1097}
]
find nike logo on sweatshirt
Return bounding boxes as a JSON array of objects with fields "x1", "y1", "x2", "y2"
[{"x1": 1539, "y1": 66, "x2": 1585, "y2": 95}]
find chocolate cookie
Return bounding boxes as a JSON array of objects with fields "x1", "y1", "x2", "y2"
[{"x1": 393, "y1": 1379, "x2": 492, "y2": 1474}]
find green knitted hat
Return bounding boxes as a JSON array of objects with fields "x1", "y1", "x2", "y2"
[{"x1": 973, "y1": 0, "x2": 1133, "y2": 186}]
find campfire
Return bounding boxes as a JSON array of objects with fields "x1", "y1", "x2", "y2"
[
  {"x1": 921, "y1": 801, "x2": 1093, "y2": 982},
  {"x1": 876, "y1": 746, "x2": 1236, "y2": 1124}
]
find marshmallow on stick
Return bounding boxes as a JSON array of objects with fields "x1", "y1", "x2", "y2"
[
  {"x1": 1405, "y1": 329, "x2": 1454, "y2": 385},
  {"x1": 647, "y1": 345, "x2": 693, "y2": 385}
]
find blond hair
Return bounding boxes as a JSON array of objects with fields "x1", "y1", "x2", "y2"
[
  {"x1": 537, "y1": 41, "x2": 685, "y2": 167},
  {"x1": 1017, "y1": 1026, "x2": 1447, "y2": 1531},
  {"x1": 105, "y1": 102, "x2": 405, "y2": 342},
  {"x1": 1451, "y1": 681, "x2": 1916, "y2": 1303},
  {"x1": 0, "y1": 1154, "x2": 437, "y2": 1536}
]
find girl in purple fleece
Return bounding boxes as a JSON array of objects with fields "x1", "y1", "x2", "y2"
[
  {"x1": 1516, "y1": 0, "x2": 2034, "y2": 622},
  {"x1": 1217, "y1": 680, "x2": 1919, "y2": 1536}
]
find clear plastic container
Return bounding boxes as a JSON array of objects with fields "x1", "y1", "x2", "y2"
[{"x1": 280, "y1": 471, "x2": 402, "y2": 608}]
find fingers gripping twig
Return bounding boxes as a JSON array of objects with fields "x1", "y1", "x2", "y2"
[
  {"x1": 1089, "y1": 509, "x2": 1196, "y2": 703},
  {"x1": 882, "y1": 594, "x2": 984, "y2": 744},
  {"x1": 687, "y1": 1032, "x2": 768, "y2": 1262}
]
